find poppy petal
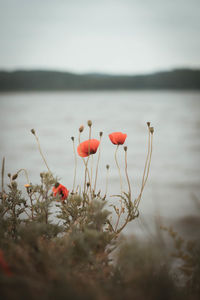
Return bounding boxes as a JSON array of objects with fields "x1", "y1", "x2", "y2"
[
  {"x1": 109, "y1": 132, "x2": 127, "y2": 145},
  {"x1": 77, "y1": 139, "x2": 100, "y2": 157}
]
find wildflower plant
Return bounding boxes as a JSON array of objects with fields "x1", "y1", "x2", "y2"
[
  {"x1": 0, "y1": 120, "x2": 155, "y2": 299},
  {"x1": 1, "y1": 121, "x2": 154, "y2": 239}
]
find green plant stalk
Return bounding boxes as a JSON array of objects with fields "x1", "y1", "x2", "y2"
[
  {"x1": 72, "y1": 139, "x2": 77, "y2": 193},
  {"x1": 84, "y1": 126, "x2": 92, "y2": 195},
  {"x1": 1, "y1": 157, "x2": 5, "y2": 193},
  {"x1": 93, "y1": 135, "x2": 102, "y2": 194},
  {"x1": 141, "y1": 127, "x2": 151, "y2": 188},
  {"x1": 34, "y1": 133, "x2": 52, "y2": 175},
  {"x1": 90, "y1": 154, "x2": 93, "y2": 188},
  {"x1": 78, "y1": 132, "x2": 91, "y2": 190},
  {"x1": 115, "y1": 145, "x2": 123, "y2": 195},
  {"x1": 124, "y1": 150, "x2": 131, "y2": 200},
  {"x1": 115, "y1": 202, "x2": 123, "y2": 232},
  {"x1": 135, "y1": 132, "x2": 153, "y2": 211},
  {"x1": 17, "y1": 168, "x2": 30, "y2": 185},
  {"x1": 105, "y1": 167, "x2": 109, "y2": 197}
]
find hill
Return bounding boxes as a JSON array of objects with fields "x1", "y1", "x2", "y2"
[{"x1": 0, "y1": 69, "x2": 200, "y2": 91}]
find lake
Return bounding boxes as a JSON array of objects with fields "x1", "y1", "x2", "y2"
[{"x1": 1, "y1": 91, "x2": 200, "y2": 235}]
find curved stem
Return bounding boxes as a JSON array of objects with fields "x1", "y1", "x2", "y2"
[
  {"x1": 124, "y1": 150, "x2": 131, "y2": 199},
  {"x1": 141, "y1": 128, "x2": 151, "y2": 188},
  {"x1": 17, "y1": 168, "x2": 30, "y2": 184},
  {"x1": 135, "y1": 132, "x2": 153, "y2": 210},
  {"x1": 115, "y1": 145, "x2": 123, "y2": 195},
  {"x1": 34, "y1": 133, "x2": 52, "y2": 175}
]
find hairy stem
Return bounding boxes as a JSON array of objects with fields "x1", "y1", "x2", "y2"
[
  {"x1": 1, "y1": 157, "x2": 5, "y2": 193},
  {"x1": 115, "y1": 145, "x2": 123, "y2": 195},
  {"x1": 93, "y1": 135, "x2": 102, "y2": 194},
  {"x1": 72, "y1": 139, "x2": 77, "y2": 193},
  {"x1": 124, "y1": 150, "x2": 131, "y2": 199},
  {"x1": 34, "y1": 133, "x2": 52, "y2": 175},
  {"x1": 135, "y1": 132, "x2": 153, "y2": 210},
  {"x1": 105, "y1": 166, "x2": 109, "y2": 197},
  {"x1": 84, "y1": 126, "x2": 92, "y2": 195},
  {"x1": 17, "y1": 168, "x2": 30, "y2": 184}
]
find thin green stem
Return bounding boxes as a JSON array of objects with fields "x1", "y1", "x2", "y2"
[
  {"x1": 78, "y1": 132, "x2": 91, "y2": 194},
  {"x1": 141, "y1": 128, "x2": 151, "y2": 188},
  {"x1": 72, "y1": 139, "x2": 77, "y2": 193},
  {"x1": 34, "y1": 133, "x2": 52, "y2": 175},
  {"x1": 124, "y1": 150, "x2": 131, "y2": 199},
  {"x1": 115, "y1": 145, "x2": 123, "y2": 195},
  {"x1": 90, "y1": 154, "x2": 93, "y2": 188},
  {"x1": 17, "y1": 168, "x2": 30, "y2": 184},
  {"x1": 105, "y1": 166, "x2": 109, "y2": 197},
  {"x1": 84, "y1": 126, "x2": 92, "y2": 195},
  {"x1": 135, "y1": 132, "x2": 153, "y2": 210},
  {"x1": 93, "y1": 136, "x2": 102, "y2": 194},
  {"x1": 1, "y1": 157, "x2": 5, "y2": 193},
  {"x1": 115, "y1": 202, "x2": 123, "y2": 232}
]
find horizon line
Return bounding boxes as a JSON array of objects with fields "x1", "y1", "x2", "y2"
[{"x1": 1, "y1": 66, "x2": 200, "y2": 77}]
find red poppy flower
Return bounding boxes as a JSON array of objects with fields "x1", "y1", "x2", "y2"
[
  {"x1": 0, "y1": 249, "x2": 12, "y2": 277},
  {"x1": 77, "y1": 139, "x2": 100, "y2": 157},
  {"x1": 52, "y1": 183, "x2": 69, "y2": 201},
  {"x1": 109, "y1": 132, "x2": 127, "y2": 145}
]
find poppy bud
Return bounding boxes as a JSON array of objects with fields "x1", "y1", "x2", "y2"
[
  {"x1": 99, "y1": 131, "x2": 103, "y2": 137},
  {"x1": 150, "y1": 127, "x2": 154, "y2": 134},
  {"x1": 71, "y1": 136, "x2": 74, "y2": 141},
  {"x1": 87, "y1": 182, "x2": 90, "y2": 187},
  {"x1": 12, "y1": 173, "x2": 18, "y2": 180},
  {"x1": 31, "y1": 129, "x2": 35, "y2": 135},
  {"x1": 24, "y1": 184, "x2": 31, "y2": 188},
  {"x1": 87, "y1": 120, "x2": 92, "y2": 127},
  {"x1": 124, "y1": 146, "x2": 127, "y2": 151},
  {"x1": 147, "y1": 122, "x2": 150, "y2": 127},
  {"x1": 7, "y1": 173, "x2": 11, "y2": 178},
  {"x1": 106, "y1": 164, "x2": 110, "y2": 170},
  {"x1": 79, "y1": 125, "x2": 84, "y2": 132}
]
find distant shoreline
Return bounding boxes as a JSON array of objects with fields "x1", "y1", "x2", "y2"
[{"x1": 0, "y1": 68, "x2": 200, "y2": 91}]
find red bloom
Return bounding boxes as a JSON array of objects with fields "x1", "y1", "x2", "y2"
[
  {"x1": 109, "y1": 132, "x2": 127, "y2": 145},
  {"x1": 0, "y1": 249, "x2": 12, "y2": 277},
  {"x1": 77, "y1": 139, "x2": 100, "y2": 157},
  {"x1": 52, "y1": 183, "x2": 69, "y2": 201}
]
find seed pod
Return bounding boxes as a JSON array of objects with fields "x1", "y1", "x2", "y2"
[
  {"x1": 124, "y1": 146, "x2": 127, "y2": 151},
  {"x1": 87, "y1": 120, "x2": 92, "y2": 127},
  {"x1": 150, "y1": 127, "x2": 154, "y2": 134},
  {"x1": 71, "y1": 136, "x2": 74, "y2": 141},
  {"x1": 79, "y1": 125, "x2": 84, "y2": 132},
  {"x1": 12, "y1": 173, "x2": 18, "y2": 180},
  {"x1": 31, "y1": 129, "x2": 35, "y2": 135},
  {"x1": 99, "y1": 131, "x2": 103, "y2": 137},
  {"x1": 147, "y1": 122, "x2": 150, "y2": 127}
]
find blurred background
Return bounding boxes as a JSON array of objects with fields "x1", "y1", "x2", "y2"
[{"x1": 0, "y1": 0, "x2": 200, "y2": 237}]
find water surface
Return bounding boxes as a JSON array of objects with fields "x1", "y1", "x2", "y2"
[{"x1": 1, "y1": 91, "x2": 200, "y2": 234}]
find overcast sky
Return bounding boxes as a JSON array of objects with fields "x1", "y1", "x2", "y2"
[{"x1": 0, "y1": 0, "x2": 200, "y2": 74}]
